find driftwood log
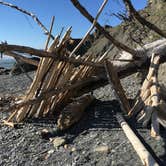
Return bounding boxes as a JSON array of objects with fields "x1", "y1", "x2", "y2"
[
  {"x1": 0, "y1": 0, "x2": 166, "y2": 142},
  {"x1": 129, "y1": 53, "x2": 166, "y2": 137},
  {"x1": 104, "y1": 60, "x2": 131, "y2": 114},
  {"x1": 57, "y1": 94, "x2": 94, "y2": 130},
  {"x1": 116, "y1": 113, "x2": 159, "y2": 166},
  {"x1": 2, "y1": 39, "x2": 166, "y2": 123},
  {"x1": 2, "y1": 0, "x2": 108, "y2": 123}
]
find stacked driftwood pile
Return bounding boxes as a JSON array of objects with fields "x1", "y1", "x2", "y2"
[
  {"x1": 0, "y1": 0, "x2": 166, "y2": 134},
  {"x1": 0, "y1": 0, "x2": 166, "y2": 165}
]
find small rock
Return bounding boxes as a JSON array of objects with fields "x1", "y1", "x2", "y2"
[
  {"x1": 52, "y1": 137, "x2": 66, "y2": 147},
  {"x1": 93, "y1": 145, "x2": 110, "y2": 153},
  {"x1": 44, "y1": 149, "x2": 55, "y2": 160},
  {"x1": 64, "y1": 144, "x2": 68, "y2": 149},
  {"x1": 71, "y1": 147, "x2": 76, "y2": 152},
  {"x1": 48, "y1": 149, "x2": 55, "y2": 154}
]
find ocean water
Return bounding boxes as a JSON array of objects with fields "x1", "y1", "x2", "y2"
[{"x1": 0, "y1": 57, "x2": 16, "y2": 69}]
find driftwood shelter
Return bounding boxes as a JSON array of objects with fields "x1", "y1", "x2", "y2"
[{"x1": 0, "y1": 0, "x2": 166, "y2": 165}]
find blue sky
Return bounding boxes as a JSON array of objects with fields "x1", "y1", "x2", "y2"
[{"x1": 0, "y1": 0, "x2": 147, "y2": 49}]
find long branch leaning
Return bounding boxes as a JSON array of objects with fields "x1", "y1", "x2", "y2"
[
  {"x1": 123, "y1": 0, "x2": 166, "y2": 38},
  {"x1": 70, "y1": 0, "x2": 137, "y2": 56}
]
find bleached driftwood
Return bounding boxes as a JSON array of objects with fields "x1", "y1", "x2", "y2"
[
  {"x1": 104, "y1": 60, "x2": 131, "y2": 113},
  {"x1": 76, "y1": 39, "x2": 166, "y2": 94},
  {"x1": 5, "y1": 51, "x2": 38, "y2": 66},
  {"x1": 116, "y1": 113, "x2": 159, "y2": 166},
  {"x1": 128, "y1": 52, "x2": 166, "y2": 137},
  {"x1": 57, "y1": 94, "x2": 94, "y2": 130},
  {"x1": 2, "y1": 39, "x2": 166, "y2": 123},
  {"x1": 3, "y1": 0, "x2": 108, "y2": 123}
]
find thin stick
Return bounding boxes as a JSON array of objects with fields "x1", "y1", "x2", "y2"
[
  {"x1": 0, "y1": 1, "x2": 54, "y2": 39},
  {"x1": 70, "y1": 0, "x2": 137, "y2": 56},
  {"x1": 45, "y1": 16, "x2": 55, "y2": 51},
  {"x1": 69, "y1": 0, "x2": 108, "y2": 57}
]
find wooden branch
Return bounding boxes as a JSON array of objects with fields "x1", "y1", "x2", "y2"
[
  {"x1": 0, "y1": 1, "x2": 55, "y2": 39},
  {"x1": 5, "y1": 51, "x2": 38, "y2": 66},
  {"x1": 2, "y1": 120, "x2": 15, "y2": 128},
  {"x1": 151, "y1": 111, "x2": 159, "y2": 137},
  {"x1": 123, "y1": 0, "x2": 166, "y2": 38},
  {"x1": 116, "y1": 113, "x2": 159, "y2": 166},
  {"x1": 4, "y1": 76, "x2": 101, "y2": 117},
  {"x1": 69, "y1": 0, "x2": 108, "y2": 57},
  {"x1": 0, "y1": 43, "x2": 103, "y2": 68},
  {"x1": 1, "y1": 39, "x2": 166, "y2": 69},
  {"x1": 45, "y1": 16, "x2": 55, "y2": 51},
  {"x1": 57, "y1": 94, "x2": 94, "y2": 130},
  {"x1": 104, "y1": 60, "x2": 130, "y2": 113},
  {"x1": 70, "y1": 0, "x2": 137, "y2": 56}
]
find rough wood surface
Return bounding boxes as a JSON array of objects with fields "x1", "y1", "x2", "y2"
[
  {"x1": 104, "y1": 60, "x2": 130, "y2": 113},
  {"x1": 57, "y1": 94, "x2": 94, "y2": 130},
  {"x1": 116, "y1": 113, "x2": 159, "y2": 166},
  {"x1": 5, "y1": 51, "x2": 39, "y2": 66}
]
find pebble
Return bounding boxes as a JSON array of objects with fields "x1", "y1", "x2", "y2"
[
  {"x1": 93, "y1": 145, "x2": 110, "y2": 153},
  {"x1": 71, "y1": 147, "x2": 76, "y2": 152},
  {"x1": 52, "y1": 137, "x2": 66, "y2": 148}
]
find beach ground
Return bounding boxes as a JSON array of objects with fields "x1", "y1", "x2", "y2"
[{"x1": 0, "y1": 72, "x2": 166, "y2": 166}]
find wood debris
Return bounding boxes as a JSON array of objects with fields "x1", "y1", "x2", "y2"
[
  {"x1": 129, "y1": 53, "x2": 166, "y2": 137},
  {"x1": 0, "y1": 0, "x2": 165, "y2": 142}
]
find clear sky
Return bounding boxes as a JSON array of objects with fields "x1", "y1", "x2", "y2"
[{"x1": 0, "y1": 0, "x2": 147, "y2": 49}]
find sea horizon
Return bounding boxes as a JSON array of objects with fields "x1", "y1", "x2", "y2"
[{"x1": 0, "y1": 56, "x2": 15, "y2": 69}]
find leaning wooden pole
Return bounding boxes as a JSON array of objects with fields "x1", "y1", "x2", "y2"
[
  {"x1": 116, "y1": 113, "x2": 159, "y2": 166},
  {"x1": 104, "y1": 60, "x2": 131, "y2": 114},
  {"x1": 70, "y1": 0, "x2": 137, "y2": 56},
  {"x1": 69, "y1": 0, "x2": 108, "y2": 57}
]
